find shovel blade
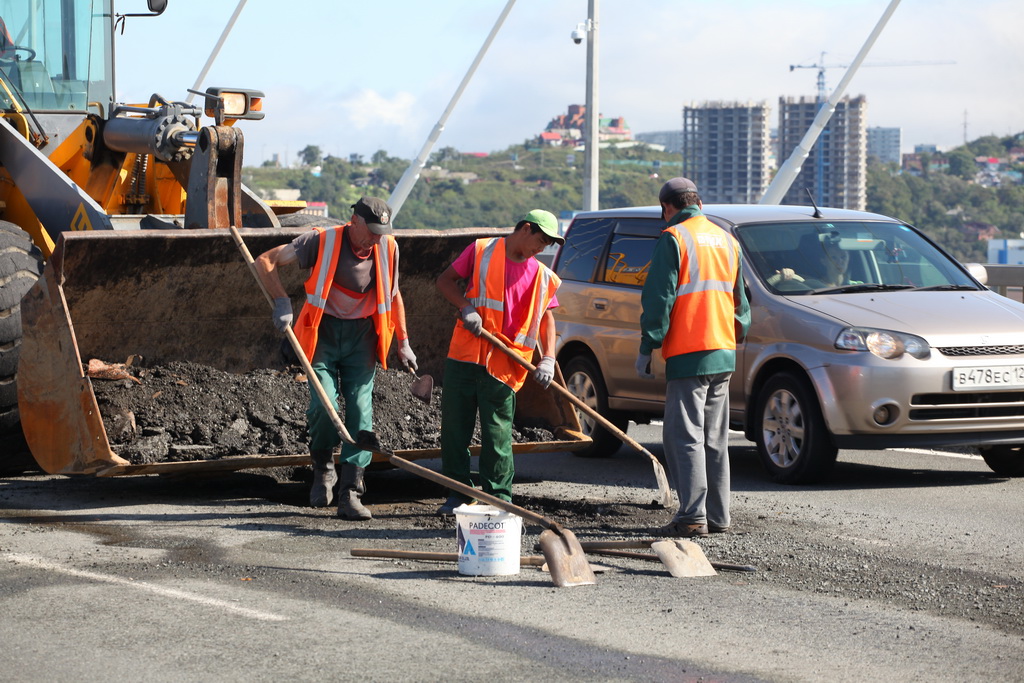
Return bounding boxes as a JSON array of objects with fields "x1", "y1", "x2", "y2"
[
  {"x1": 409, "y1": 372, "x2": 434, "y2": 404},
  {"x1": 539, "y1": 528, "x2": 596, "y2": 587},
  {"x1": 651, "y1": 539, "x2": 717, "y2": 578}
]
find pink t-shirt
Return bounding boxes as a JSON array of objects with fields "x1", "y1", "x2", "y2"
[{"x1": 452, "y1": 241, "x2": 559, "y2": 339}]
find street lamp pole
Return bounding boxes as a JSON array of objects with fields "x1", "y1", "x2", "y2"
[{"x1": 582, "y1": 0, "x2": 599, "y2": 211}]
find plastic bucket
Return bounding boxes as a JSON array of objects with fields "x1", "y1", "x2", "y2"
[{"x1": 454, "y1": 504, "x2": 522, "y2": 576}]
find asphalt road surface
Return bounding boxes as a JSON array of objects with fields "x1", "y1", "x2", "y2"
[{"x1": 2, "y1": 427, "x2": 1022, "y2": 682}]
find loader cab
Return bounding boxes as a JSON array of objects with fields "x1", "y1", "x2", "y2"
[{"x1": 0, "y1": 0, "x2": 115, "y2": 114}]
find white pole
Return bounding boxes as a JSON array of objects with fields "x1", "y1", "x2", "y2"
[
  {"x1": 185, "y1": 0, "x2": 249, "y2": 105},
  {"x1": 760, "y1": 0, "x2": 901, "y2": 205},
  {"x1": 389, "y1": 0, "x2": 518, "y2": 219},
  {"x1": 582, "y1": 0, "x2": 599, "y2": 211}
]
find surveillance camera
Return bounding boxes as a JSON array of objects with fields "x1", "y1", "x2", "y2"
[{"x1": 571, "y1": 28, "x2": 584, "y2": 44}]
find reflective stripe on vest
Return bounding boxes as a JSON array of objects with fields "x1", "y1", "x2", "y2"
[
  {"x1": 468, "y1": 237, "x2": 505, "y2": 316},
  {"x1": 662, "y1": 216, "x2": 739, "y2": 358},
  {"x1": 293, "y1": 224, "x2": 397, "y2": 368},
  {"x1": 448, "y1": 237, "x2": 560, "y2": 391}
]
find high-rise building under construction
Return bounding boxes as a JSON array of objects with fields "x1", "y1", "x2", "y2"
[
  {"x1": 777, "y1": 95, "x2": 867, "y2": 209},
  {"x1": 681, "y1": 101, "x2": 771, "y2": 204}
]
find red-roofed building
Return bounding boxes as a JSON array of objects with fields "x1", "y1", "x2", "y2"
[
  {"x1": 540, "y1": 105, "x2": 631, "y2": 146},
  {"x1": 540, "y1": 131, "x2": 562, "y2": 146}
]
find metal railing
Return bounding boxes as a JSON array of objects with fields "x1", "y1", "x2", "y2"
[{"x1": 974, "y1": 264, "x2": 1024, "y2": 303}]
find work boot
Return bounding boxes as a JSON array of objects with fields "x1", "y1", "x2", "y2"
[
  {"x1": 309, "y1": 449, "x2": 337, "y2": 508},
  {"x1": 337, "y1": 463, "x2": 372, "y2": 521}
]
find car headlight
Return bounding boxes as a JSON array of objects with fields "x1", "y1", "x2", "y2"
[{"x1": 835, "y1": 327, "x2": 931, "y2": 360}]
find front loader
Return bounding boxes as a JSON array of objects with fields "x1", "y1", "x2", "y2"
[{"x1": 1, "y1": 0, "x2": 587, "y2": 476}]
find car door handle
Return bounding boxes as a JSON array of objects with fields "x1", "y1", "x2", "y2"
[{"x1": 592, "y1": 298, "x2": 608, "y2": 310}]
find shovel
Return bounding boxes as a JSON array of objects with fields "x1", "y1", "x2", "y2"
[
  {"x1": 575, "y1": 539, "x2": 757, "y2": 573},
  {"x1": 407, "y1": 367, "x2": 434, "y2": 404},
  {"x1": 386, "y1": 454, "x2": 596, "y2": 588},
  {"x1": 229, "y1": 226, "x2": 389, "y2": 457},
  {"x1": 478, "y1": 328, "x2": 674, "y2": 509}
]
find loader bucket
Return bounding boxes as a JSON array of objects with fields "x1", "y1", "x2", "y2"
[{"x1": 17, "y1": 227, "x2": 587, "y2": 476}]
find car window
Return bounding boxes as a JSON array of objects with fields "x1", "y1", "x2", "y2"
[
  {"x1": 735, "y1": 221, "x2": 978, "y2": 294},
  {"x1": 603, "y1": 234, "x2": 656, "y2": 287},
  {"x1": 601, "y1": 218, "x2": 664, "y2": 287},
  {"x1": 555, "y1": 217, "x2": 614, "y2": 282}
]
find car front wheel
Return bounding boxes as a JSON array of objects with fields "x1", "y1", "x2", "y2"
[
  {"x1": 563, "y1": 355, "x2": 627, "y2": 458},
  {"x1": 978, "y1": 444, "x2": 1024, "y2": 477},
  {"x1": 755, "y1": 371, "x2": 837, "y2": 484}
]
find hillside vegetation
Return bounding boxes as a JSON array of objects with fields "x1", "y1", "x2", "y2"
[{"x1": 243, "y1": 135, "x2": 1024, "y2": 263}]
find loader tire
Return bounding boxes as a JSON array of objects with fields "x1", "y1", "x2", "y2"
[{"x1": 0, "y1": 221, "x2": 44, "y2": 474}]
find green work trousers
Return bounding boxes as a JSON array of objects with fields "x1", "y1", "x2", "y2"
[
  {"x1": 306, "y1": 316, "x2": 377, "y2": 468},
  {"x1": 440, "y1": 358, "x2": 516, "y2": 502}
]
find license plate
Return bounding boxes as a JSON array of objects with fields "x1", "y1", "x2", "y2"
[{"x1": 952, "y1": 365, "x2": 1024, "y2": 391}]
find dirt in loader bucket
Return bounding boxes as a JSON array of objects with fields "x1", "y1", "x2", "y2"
[
  {"x1": 89, "y1": 360, "x2": 557, "y2": 464},
  {"x1": 17, "y1": 227, "x2": 587, "y2": 476}
]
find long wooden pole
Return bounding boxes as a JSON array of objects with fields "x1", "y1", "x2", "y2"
[{"x1": 479, "y1": 328, "x2": 673, "y2": 508}]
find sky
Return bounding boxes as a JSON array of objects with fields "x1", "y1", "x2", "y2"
[{"x1": 114, "y1": 0, "x2": 1024, "y2": 167}]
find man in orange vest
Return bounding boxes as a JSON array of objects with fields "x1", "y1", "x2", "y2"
[
  {"x1": 434, "y1": 209, "x2": 563, "y2": 515},
  {"x1": 638, "y1": 178, "x2": 750, "y2": 537},
  {"x1": 255, "y1": 196, "x2": 416, "y2": 521}
]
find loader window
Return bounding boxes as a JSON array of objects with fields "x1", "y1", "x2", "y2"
[{"x1": 0, "y1": 0, "x2": 112, "y2": 112}]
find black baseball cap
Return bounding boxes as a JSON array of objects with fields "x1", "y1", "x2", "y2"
[
  {"x1": 658, "y1": 177, "x2": 699, "y2": 203},
  {"x1": 351, "y1": 196, "x2": 394, "y2": 235}
]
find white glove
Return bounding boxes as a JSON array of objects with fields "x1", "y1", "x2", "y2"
[
  {"x1": 460, "y1": 305, "x2": 483, "y2": 336},
  {"x1": 272, "y1": 297, "x2": 293, "y2": 333},
  {"x1": 533, "y1": 356, "x2": 556, "y2": 389},
  {"x1": 398, "y1": 339, "x2": 418, "y2": 371},
  {"x1": 635, "y1": 352, "x2": 654, "y2": 379}
]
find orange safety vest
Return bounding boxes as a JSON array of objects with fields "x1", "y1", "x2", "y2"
[
  {"x1": 662, "y1": 215, "x2": 740, "y2": 359},
  {"x1": 447, "y1": 237, "x2": 561, "y2": 391},
  {"x1": 293, "y1": 224, "x2": 398, "y2": 368}
]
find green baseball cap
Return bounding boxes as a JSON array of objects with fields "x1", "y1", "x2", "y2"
[{"x1": 522, "y1": 209, "x2": 563, "y2": 245}]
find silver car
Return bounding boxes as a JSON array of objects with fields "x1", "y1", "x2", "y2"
[{"x1": 551, "y1": 204, "x2": 1024, "y2": 483}]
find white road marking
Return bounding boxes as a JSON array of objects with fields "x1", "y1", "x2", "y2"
[
  {"x1": 4, "y1": 553, "x2": 288, "y2": 622},
  {"x1": 888, "y1": 448, "x2": 984, "y2": 461}
]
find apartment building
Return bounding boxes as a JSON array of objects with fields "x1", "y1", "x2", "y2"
[
  {"x1": 777, "y1": 95, "x2": 867, "y2": 209},
  {"x1": 681, "y1": 101, "x2": 772, "y2": 203},
  {"x1": 867, "y1": 126, "x2": 902, "y2": 165}
]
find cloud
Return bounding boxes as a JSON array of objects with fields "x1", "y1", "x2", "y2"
[{"x1": 339, "y1": 89, "x2": 419, "y2": 133}]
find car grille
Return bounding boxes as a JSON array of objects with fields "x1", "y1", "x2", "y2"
[
  {"x1": 910, "y1": 391, "x2": 1024, "y2": 420},
  {"x1": 937, "y1": 345, "x2": 1024, "y2": 357}
]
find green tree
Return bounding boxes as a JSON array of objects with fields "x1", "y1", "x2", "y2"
[
  {"x1": 947, "y1": 148, "x2": 977, "y2": 181},
  {"x1": 299, "y1": 145, "x2": 322, "y2": 167}
]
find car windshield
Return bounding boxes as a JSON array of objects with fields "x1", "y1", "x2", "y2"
[{"x1": 733, "y1": 220, "x2": 980, "y2": 295}]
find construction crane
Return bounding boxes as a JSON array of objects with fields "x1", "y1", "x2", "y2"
[
  {"x1": 786, "y1": 53, "x2": 954, "y2": 206},
  {"x1": 790, "y1": 52, "x2": 956, "y2": 103}
]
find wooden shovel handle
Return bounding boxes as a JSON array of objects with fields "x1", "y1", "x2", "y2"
[
  {"x1": 228, "y1": 226, "x2": 363, "y2": 451},
  {"x1": 478, "y1": 329, "x2": 647, "y2": 453},
  {"x1": 576, "y1": 542, "x2": 757, "y2": 572},
  {"x1": 388, "y1": 453, "x2": 562, "y2": 531},
  {"x1": 351, "y1": 548, "x2": 547, "y2": 567},
  {"x1": 478, "y1": 328, "x2": 673, "y2": 509}
]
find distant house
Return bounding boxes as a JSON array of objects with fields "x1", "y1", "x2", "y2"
[
  {"x1": 298, "y1": 201, "x2": 329, "y2": 218},
  {"x1": 540, "y1": 131, "x2": 562, "y2": 146},
  {"x1": 901, "y1": 153, "x2": 949, "y2": 176},
  {"x1": 963, "y1": 221, "x2": 1000, "y2": 241},
  {"x1": 541, "y1": 104, "x2": 632, "y2": 147}
]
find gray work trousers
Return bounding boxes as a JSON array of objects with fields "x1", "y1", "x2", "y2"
[{"x1": 663, "y1": 373, "x2": 731, "y2": 528}]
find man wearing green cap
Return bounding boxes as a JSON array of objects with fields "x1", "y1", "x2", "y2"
[{"x1": 434, "y1": 209, "x2": 564, "y2": 515}]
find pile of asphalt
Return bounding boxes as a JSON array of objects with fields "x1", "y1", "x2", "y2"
[{"x1": 90, "y1": 360, "x2": 555, "y2": 464}]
